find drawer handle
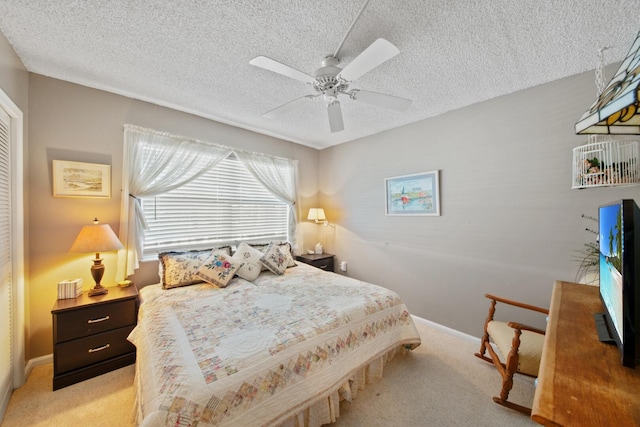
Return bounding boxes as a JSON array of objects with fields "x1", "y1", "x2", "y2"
[
  {"x1": 319, "y1": 265, "x2": 327, "y2": 269},
  {"x1": 87, "y1": 315, "x2": 110, "y2": 324},
  {"x1": 88, "y1": 344, "x2": 110, "y2": 353}
]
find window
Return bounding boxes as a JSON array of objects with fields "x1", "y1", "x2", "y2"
[{"x1": 141, "y1": 154, "x2": 288, "y2": 258}]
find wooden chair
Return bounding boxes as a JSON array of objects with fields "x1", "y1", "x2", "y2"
[{"x1": 474, "y1": 293, "x2": 549, "y2": 415}]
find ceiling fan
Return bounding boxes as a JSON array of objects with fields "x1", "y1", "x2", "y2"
[{"x1": 249, "y1": 0, "x2": 412, "y2": 133}]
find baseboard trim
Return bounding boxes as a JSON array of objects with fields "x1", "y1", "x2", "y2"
[
  {"x1": 411, "y1": 314, "x2": 481, "y2": 344},
  {"x1": 24, "y1": 354, "x2": 53, "y2": 380}
]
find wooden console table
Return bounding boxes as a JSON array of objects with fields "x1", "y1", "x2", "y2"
[{"x1": 531, "y1": 281, "x2": 640, "y2": 426}]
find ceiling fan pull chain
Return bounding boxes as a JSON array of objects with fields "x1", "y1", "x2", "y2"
[
  {"x1": 333, "y1": 0, "x2": 371, "y2": 59},
  {"x1": 595, "y1": 46, "x2": 609, "y2": 97},
  {"x1": 588, "y1": 47, "x2": 610, "y2": 145}
]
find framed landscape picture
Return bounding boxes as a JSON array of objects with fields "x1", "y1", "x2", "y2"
[
  {"x1": 53, "y1": 160, "x2": 111, "y2": 198},
  {"x1": 385, "y1": 170, "x2": 440, "y2": 216}
]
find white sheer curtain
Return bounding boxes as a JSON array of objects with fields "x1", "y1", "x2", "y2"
[
  {"x1": 117, "y1": 125, "x2": 232, "y2": 277},
  {"x1": 234, "y1": 150, "x2": 300, "y2": 250}
]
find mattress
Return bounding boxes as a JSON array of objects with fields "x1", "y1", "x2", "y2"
[{"x1": 129, "y1": 262, "x2": 421, "y2": 426}]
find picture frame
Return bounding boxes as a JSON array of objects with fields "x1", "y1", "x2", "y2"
[
  {"x1": 385, "y1": 170, "x2": 440, "y2": 216},
  {"x1": 52, "y1": 160, "x2": 111, "y2": 198}
]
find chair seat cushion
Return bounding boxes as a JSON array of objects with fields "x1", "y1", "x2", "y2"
[{"x1": 487, "y1": 320, "x2": 545, "y2": 376}]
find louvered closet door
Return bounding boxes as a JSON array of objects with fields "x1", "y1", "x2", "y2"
[{"x1": 0, "y1": 105, "x2": 12, "y2": 408}]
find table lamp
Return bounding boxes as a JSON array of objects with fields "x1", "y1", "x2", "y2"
[{"x1": 69, "y1": 218, "x2": 124, "y2": 296}]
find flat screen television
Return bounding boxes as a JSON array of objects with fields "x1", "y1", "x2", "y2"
[{"x1": 596, "y1": 199, "x2": 640, "y2": 368}]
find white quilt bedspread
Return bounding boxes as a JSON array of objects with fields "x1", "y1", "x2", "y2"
[{"x1": 129, "y1": 263, "x2": 421, "y2": 426}]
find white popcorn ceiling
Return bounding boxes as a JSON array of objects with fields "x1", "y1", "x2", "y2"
[{"x1": 0, "y1": 0, "x2": 638, "y2": 149}]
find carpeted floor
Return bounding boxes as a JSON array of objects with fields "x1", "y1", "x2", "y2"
[
  {"x1": 333, "y1": 319, "x2": 537, "y2": 426},
  {"x1": 1, "y1": 363, "x2": 135, "y2": 427},
  {"x1": 1, "y1": 319, "x2": 537, "y2": 426}
]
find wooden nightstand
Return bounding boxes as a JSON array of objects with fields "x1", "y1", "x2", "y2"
[
  {"x1": 51, "y1": 285, "x2": 138, "y2": 390},
  {"x1": 296, "y1": 253, "x2": 335, "y2": 272}
]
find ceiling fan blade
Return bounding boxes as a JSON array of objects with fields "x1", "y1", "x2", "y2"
[
  {"x1": 262, "y1": 95, "x2": 318, "y2": 119},
  {"x1": 351, "y1": 89, "x2": 412, "y2": 111},
  {"x1": 327, "y1": 101, "x2": 344, "y2": 133},
  {"x1": 338, "y1": 38, "x2": 400, "y2": 82},
  {"x1": 250, "y1": 56, "x2": 316, "y2": 84}
]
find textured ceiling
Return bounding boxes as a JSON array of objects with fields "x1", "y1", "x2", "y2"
[{"x1": 1, "y1": 0, "x2": 639, "y2": 149}]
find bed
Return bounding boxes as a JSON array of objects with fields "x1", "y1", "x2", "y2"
[{"x1": 128, "y1": 242, "x2": 421, "y2": 427}]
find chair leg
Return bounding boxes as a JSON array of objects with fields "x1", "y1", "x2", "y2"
[
  {"x1": 492, "y1": 328, "x2": 531, "y2": 415},
  {"x1": 475, "y1": 299, "x2": 497, "y2": 361},
  {"x1": 492, "y1": 397, "x2": 532, "y2": 415}
]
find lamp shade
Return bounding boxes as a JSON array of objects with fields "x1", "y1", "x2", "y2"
[
  {"x1": 307, "y1": 208, "x2": 326, "y2": 222},
  {"x1": 69, "y1": 223, "x2": 124, "y2": 253}
]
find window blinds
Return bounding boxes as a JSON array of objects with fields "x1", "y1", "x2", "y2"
[{"x1": 141, "y1": 154, "x2": 288, "y2": 257}]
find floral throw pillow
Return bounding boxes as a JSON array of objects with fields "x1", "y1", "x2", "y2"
[
  {"x1": 248, "y1": 241, "x2": 297, "y2": 267},
  {"x1": 196, "y1": 251, "x2": 242, "y2": 288},
  {"x1": 232, "y1": 242, "x2": 265, "y2": 281},
  {"x1": 278, "y1": 242, "x2": 297, "y2": 267},
  {"x1": 159, "y1": 247, "x2": 231, "y2": 290},
  {"x1": 260, "y1": 241, "x2": 293, "y2": 275}
]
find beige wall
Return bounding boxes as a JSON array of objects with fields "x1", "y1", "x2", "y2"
[
  {"x1": 318, "y1": 64, "x2": 640, "y2": 337},
  {"x1": 26, "y1": 75, "x2": 320, "y2": 359}
]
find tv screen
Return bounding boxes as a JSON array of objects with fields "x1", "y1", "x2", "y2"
[{"x1": 598, "y1": 199, "x2": 640, "y2": 368}]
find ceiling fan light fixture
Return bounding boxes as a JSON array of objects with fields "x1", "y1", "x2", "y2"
[
  {"x1": 248, "y1": 0, "x2": 411, "y2": 132},
  {"x1": 321, "y1": 56, "x2": 339, "y2": 67}
]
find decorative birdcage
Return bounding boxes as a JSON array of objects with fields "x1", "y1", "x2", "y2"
[{"x1": 572, "y1": 140, "x2": 640, "y2": 189}]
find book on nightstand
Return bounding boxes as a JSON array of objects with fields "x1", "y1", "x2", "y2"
[{"x1": 57, "y1": 278, "x2": 83, "y2": 299}]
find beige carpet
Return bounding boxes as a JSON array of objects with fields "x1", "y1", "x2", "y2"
[
  {"x1": 1, "y1": 320, "x2": 537, "y2": 426},
  {"x1": 1, "y1": 362, "x2": 135, "y2": 427}
]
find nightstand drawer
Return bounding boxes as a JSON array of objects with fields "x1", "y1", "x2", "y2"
[
  {"x1": 54, "y1": 325, "x2": 135, "y2": 374},
  {"x1": 311, "y1": 259, "x2": 334, "y2": 271},
  {"x1": 54, "y1": 299, "x2": 137, "y2": 343},
  {"x1": 296, "y1": 254, "x2": 335, "y2": 272}
]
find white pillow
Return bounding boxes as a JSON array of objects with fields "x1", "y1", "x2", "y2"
[{"x1": 232, "y1": 242, "x2": 264, "y2": 281}]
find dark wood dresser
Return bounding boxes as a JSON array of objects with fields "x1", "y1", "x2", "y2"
[
  {"x1": 296, "y1": 253, "x2": 335, "y2": 272},
  {"x1": 51, "y1": 285, "x2": 138, "y2": 390}
]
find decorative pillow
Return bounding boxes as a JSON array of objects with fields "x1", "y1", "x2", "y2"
[
  {"x1": 278, "y1": 242, "x2": 297, "y2": 268},
  {"x1": 232, "y1": 242, "x2": 265, "y2": 281},
  {"x1": 196, "y1": 251, "x2": 242, "y2": 287},
  {"x1": 159, "y1": 247, "x2": 231, "y2": 289},
  {"x1": 249, "y1": 241, "x2": 297, "y2": 267},
  {"x1": 247, "y1": 241, "x2": 270, "y2": 253},
  {"x1": 260, "y1": 241, "x2": 293, "y2": 275}
]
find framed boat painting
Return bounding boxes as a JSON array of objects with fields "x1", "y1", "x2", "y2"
[{"x1": 385, "y1": 170, "x2": 440, "y2": 216}]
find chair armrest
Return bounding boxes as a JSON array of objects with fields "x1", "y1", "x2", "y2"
[
  {"x1": 507, "y1": 321, "x2": 546, "y2": 335},
  {"x1": 485, "y1": 293, "x2": 549, "y2": 315}
]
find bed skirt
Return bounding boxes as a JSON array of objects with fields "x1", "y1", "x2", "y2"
[
  {"x1": 267, "y1": 343, "x2": 410, "y2": 427},
  {"x1": 132, "y1": 343, "x2": 412, "y2": 427}
]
